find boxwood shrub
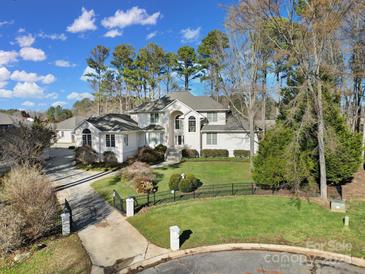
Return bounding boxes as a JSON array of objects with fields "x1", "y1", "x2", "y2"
[
  {"x1": 201, "y1": 149, "x2": 229, "y2": 158},
  {"x1": 234, "y1": 150, "x2": 250, "y2": 158},
  {"x1": 182, "y1": 148, "x2": 199, "y2": 158},
  {"x1": 179, "y1": 173, "x2": 199, "y2": 193},
  {"x1": 169, "y1": 173, "x2": 181, "y2": 191}
]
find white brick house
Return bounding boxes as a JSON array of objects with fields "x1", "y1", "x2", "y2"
[{"x1": 74, "y1": 91, "x2": 258, "y2": 163}]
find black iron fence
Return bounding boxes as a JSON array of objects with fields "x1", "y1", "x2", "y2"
[{"x1": 113, "y1": 189, "x2": 125, "y2": 213}]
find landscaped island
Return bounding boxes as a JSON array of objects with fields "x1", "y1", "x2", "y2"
[{"x1": 128, "y1": 196, "x2": 365, "y2": 257}]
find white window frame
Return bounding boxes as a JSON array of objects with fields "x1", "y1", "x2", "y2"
[
  {"x1": 150, "y1": 113, "x2": 160, "y2": 124},
  {"x1": 207, "y1": 133, "x2": 217, "y2": 145},
  {"x1": 124, "y1": 135, "x2": 129, "y2": 146},
  {"x1": 188, "y1": 116, "x2": 196, "y2": 132},
  {"x1": 106, "y1": 134, "x2": 116, "y2": 148},
  {"x1": 207, "y1": 112, "x2": 218, "y2": 123}
]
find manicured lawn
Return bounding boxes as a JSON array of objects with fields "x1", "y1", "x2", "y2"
[
  {"x1": 91, "y1": 160, "x2": 252, "y2": 202},
  {"x1": 128, "y1": 196, "x2": 365, "y2": 257},
  {"x1": 0, "y1": 234, "x2": 91, "y2": 274}
]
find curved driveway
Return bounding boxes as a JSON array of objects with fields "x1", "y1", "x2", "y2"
[{"x1": 138, "y1": 250, "x2": 365, "y2": 274}]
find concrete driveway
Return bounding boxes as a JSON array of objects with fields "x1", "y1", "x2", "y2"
[
  {"x1": 45, "y1": 148, "x2": 168, "y2": 274},
  {"x1": 138, "y1": 250, "x2": 365, "y2": 274}
]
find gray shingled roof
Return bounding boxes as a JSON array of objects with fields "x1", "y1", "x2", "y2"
[
  {"x1": 0, "y1": 112, "x2": 17, "y2": 125},
  {"x1": 130, "y1": 91, "x2": 228, "y2": 113},
  {"x1": 86, "y1": 113, "x2": 141, "y2": 132},
  {"x1": 142, "y1": 124, "x2": 164, "y2": 131},
  {"x1": 201, "y1": 114, "x2": 250, "y2": 132},
  {"x1": 56, "y1": 116, "x2": 87, "y2": 130}
]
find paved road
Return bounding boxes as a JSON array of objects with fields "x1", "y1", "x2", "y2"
[
  {"x1": 138, "y1": 250, "x2": 365, "y2": 274},
  {"x1": 45, "y1": 148, "x2": 168, "y2": 274}
]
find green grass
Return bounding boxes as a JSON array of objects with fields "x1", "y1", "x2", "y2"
[
  {"x1": 91, "y1": 160, "x2": 252, "y2": 203},
  {"x1": 0, "y1": 234, "x2": 91, "y2": 274},
  {"x1": 128, "y1": 196, "x2": 365, "y2": 257}
]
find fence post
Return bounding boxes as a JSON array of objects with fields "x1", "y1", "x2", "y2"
[
  {"x1": 153, "y1": 191, "x2": 156, "y2": 205},
  {"x1": 61, "y1": 200, "x2": 71, "y2": 236},
  {"x1": 113, "y1": 190, "x2": 116, "y2": 208},
  {"x1": 147, "y1": 192, "x2": 150, "y2": 206},
  {"x1": 126, "y1": 198, "x2": 134, "y2": 217},
  {"x1": 251, "y1": 183, "x2": 254, "y2": 194},
  {"x1": 231, "y1": 183, "x2": 234, "y2": 196},
  {"x1": 173, "y1": 190, "x2": 176, "y2": 202},
  {"x1": 193, "y1": 190, "x2": 195, "y2": 199}
]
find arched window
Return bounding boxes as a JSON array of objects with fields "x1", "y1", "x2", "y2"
[
  {"x1": 188, "y1": 116, "x2": 196, "y2": 132},
  {"x1": 82, "y1": 128, "x2": 92, "y2": 146},
  {"x1": 175, "y1": 115, "x2": 182, "y2": 130}
]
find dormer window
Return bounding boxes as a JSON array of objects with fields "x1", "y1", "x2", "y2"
[
  {"x1": 207, "y1": 112, "x2": 218, "y2": 123},
  {"x1": 150, "y1": 113, "x2": 159, "y2": 124}
]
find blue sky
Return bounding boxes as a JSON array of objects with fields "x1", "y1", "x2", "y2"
[{"x1": 0, "y1": 0, "x2": 235, "y2": 111}]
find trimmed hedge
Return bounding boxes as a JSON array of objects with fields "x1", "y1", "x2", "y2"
[
  {"x1": 75, "y1": 146, "x2": 98, "y2": 164},
  {"x1": 103, "y1": 151, "x2": 118, "y2": 164},
  {"x1": 182, "y1": 148, "x2": 199, "y2": 158},
  {"x1": 169, "y1": 174, "x2": 181, "y2": 191},
  {"x1": 234, "y1": 150, "x2": 250, "y2": 158},
  {"x1": 137, "y1": 146, "x2": 164, "y2": 165},
  {"x1": 179, "y1": 173, "x2": 199, "y2": 193},
  {"x1": 154, "y1": 144, "x2": 167, "y2": 154},
  {"x1": 201, "y1": 149, "x2": 229, "y2": 158}
]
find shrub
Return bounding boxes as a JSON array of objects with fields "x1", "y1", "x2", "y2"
[
  {"x1": 154, "y1": 144, "x2": 167, "y2": 154},
  {"x1": 234, "y1": 150, "x2": 250, "y2": 158},
  {"x1": 123, "y1": 161, "x2": 154, "y2": 181},
  {"x1": 182, "y1": 148, "x2": 199, "y2": 158},
  {"x1": 134, "y1": 175, "x2": 154, "y2": 193},
  {"x1": 201, "y1": 149, "x2": 229, "y2": 158},
  {"x1": 103, "y1": 151, "x2": 118, "y2": 165},
  {"x1": 75, "y1": 146, "x2": 98, "y2": 164},
  {"x1": 169, "y1": 174, "x2": 181, "y2": 191},
  {"x1": 179, "y1": 174, "x2": 199, "y2": 193},
  {"x1": 137, "y1": 147, "x2": 164, "y2": 165},
  {"x1": 2, "y1": 165, "x2": 58, "y2": 241},
  {"x1": 0, "y1": 206, "x2": 25, "y2": 254},
  {"x1": 68, "y1": 146, "x2": 75, "y2": 150}
]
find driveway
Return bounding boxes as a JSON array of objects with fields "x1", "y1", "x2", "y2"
[
  {"x1": 138, "y1": 250, "x2": 365, "y2": 274},
  {"x1": 45, "y1": 148, "x2": 168, "y2": 274}
]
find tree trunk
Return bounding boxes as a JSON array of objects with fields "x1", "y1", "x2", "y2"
[
  {"x1": 261, "y1": 68, "x2": 267, "y2": 136},
  {"x1": 317, "y1": 82, "x2": 327, "y2": 200},
  {"x1": 248, "y1": 112, "x2": 255, "y2": 169},
  {"x1": 185, "y1": 74, "x2": 189, "y2": 90}
]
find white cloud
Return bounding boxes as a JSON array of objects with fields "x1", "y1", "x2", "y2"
[
  {"x1": 13, "y1": 82, "x2": 44, "y2": 98},
  {"x1": 67, "y1": 92, "x2": 93, "y2": 100},
  {"x1": 0, "y1": 20, "x2": 14, "y2": 27},
  {"x1": 51, "y1": 101, "x2": 67, "y2": 107},
  {"x1": 146, "y1": 31, "x2": 157, "y2": 40},
  {"x1": 38, "y1": 32, "x2": 67, "y2": 41},
  {"x1": 80, "y1": 66, "x2": 95, "y2": 81},
  {"x1": 181, "y1": 27, "x2": 201, "y2": 42},
  {"x1": 22, "y1": 101, "x2": 35, "y2": 107},
  {"x1": 104, "y1": 29, "x2": 123, "y2": 38},
  {"x1": 18, "y1": 28, "x2": 26, "y2": 33},
  {"x1": 19, "y1": 47, "x2": 46, "y2": 61},
  {"x1": 0, "y1": 81, "x2": 7, "y2": 88},
  {"x1": 101, "y1": 7, "x2": 161, "y2": 29},
  {"x1": 0, "y1": 67, "x2": 10, "y2": 81},
  {"x1": 0, "y1": 50, "x2": 18, "y2": 65},
  {"x1": 10, "y1": 70, "x2": 56, "y2": 84},
  {"x1": 0, "y1": 89, "x2": 12, "y2": 98},
  {"x1": 54, "y1": 59, "x2": 76, "y2": 67},
  {"x1": 15, "y1": 34, "x2": 35, "y2": 47},
  {"x1": 45, "y1": 92, "x2": 58, "y2": 100},
  {"x1": 67, "y1": 7, "x2": 97, "y2": 33}
]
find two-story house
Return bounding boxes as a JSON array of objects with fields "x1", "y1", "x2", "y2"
[{"x1": 74, "y1": 91, "x2": 257, "y2": 163}]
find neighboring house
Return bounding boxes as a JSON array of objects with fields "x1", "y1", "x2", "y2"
[
  {"x1": 55, "y1": 116, "x2": 86, "y2": 146},
  {"x1": 74, "y1": 91, "x2": 259, "y2": 163},
  {"x1": 74, "y1": 114, "x2": 145, "y2": 162},
  {"x1": 0, "y1": 112, "x2": 18, "y2": 130}
]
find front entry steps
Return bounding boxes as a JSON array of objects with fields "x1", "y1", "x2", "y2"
[{"x1": 165, "y1": 148, "x2": 182, "y2": 162}]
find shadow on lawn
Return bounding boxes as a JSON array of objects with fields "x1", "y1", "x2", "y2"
[{"x1": 180, "y1": 229, "x2": 193, "y2": 247}]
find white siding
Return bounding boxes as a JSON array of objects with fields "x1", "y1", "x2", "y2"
[
  {"x1": 122, "y1": 132, "x2": 140, "y2": 161},
  {"x1": 202, "y1": 132, "x2": 258, "y2": 157},
  {"x1": 56, "y1": 130, "x2": 74, "y2": 144}
]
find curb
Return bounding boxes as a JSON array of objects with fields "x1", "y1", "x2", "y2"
[{"x1": 120, "y1": 243, "x2": 365, "y2": 273}]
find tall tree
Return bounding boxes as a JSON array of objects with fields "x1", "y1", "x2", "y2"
[
  {"x1": 86, "y1": 45, "x2": 110, "y2": 115},
  {"x1": 198, "y1": 30, "x2": 229, "y2": 100},
  {"x1": 162, "y1": 52, "x2": 178, "y2": 92},
  {"x1": 176, "y1": 46, "x2": 200, "y2": 90}
]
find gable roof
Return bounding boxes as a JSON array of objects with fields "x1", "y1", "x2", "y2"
[
  {"x1": 85, "y1": 113, "x2": 141, "y2": 132},
  {"x1": 201, "y1": 114, "x2": 250, "y2": 132},
  {"x1": 130, "y1": 91, "x2": 228, "y2": 113},
  {"x1": 56, "y1": 116, "x2": 87, "y2": 130},
  {"x1": 0, "y1": 112, "x2": 17, "y2": 125}
]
